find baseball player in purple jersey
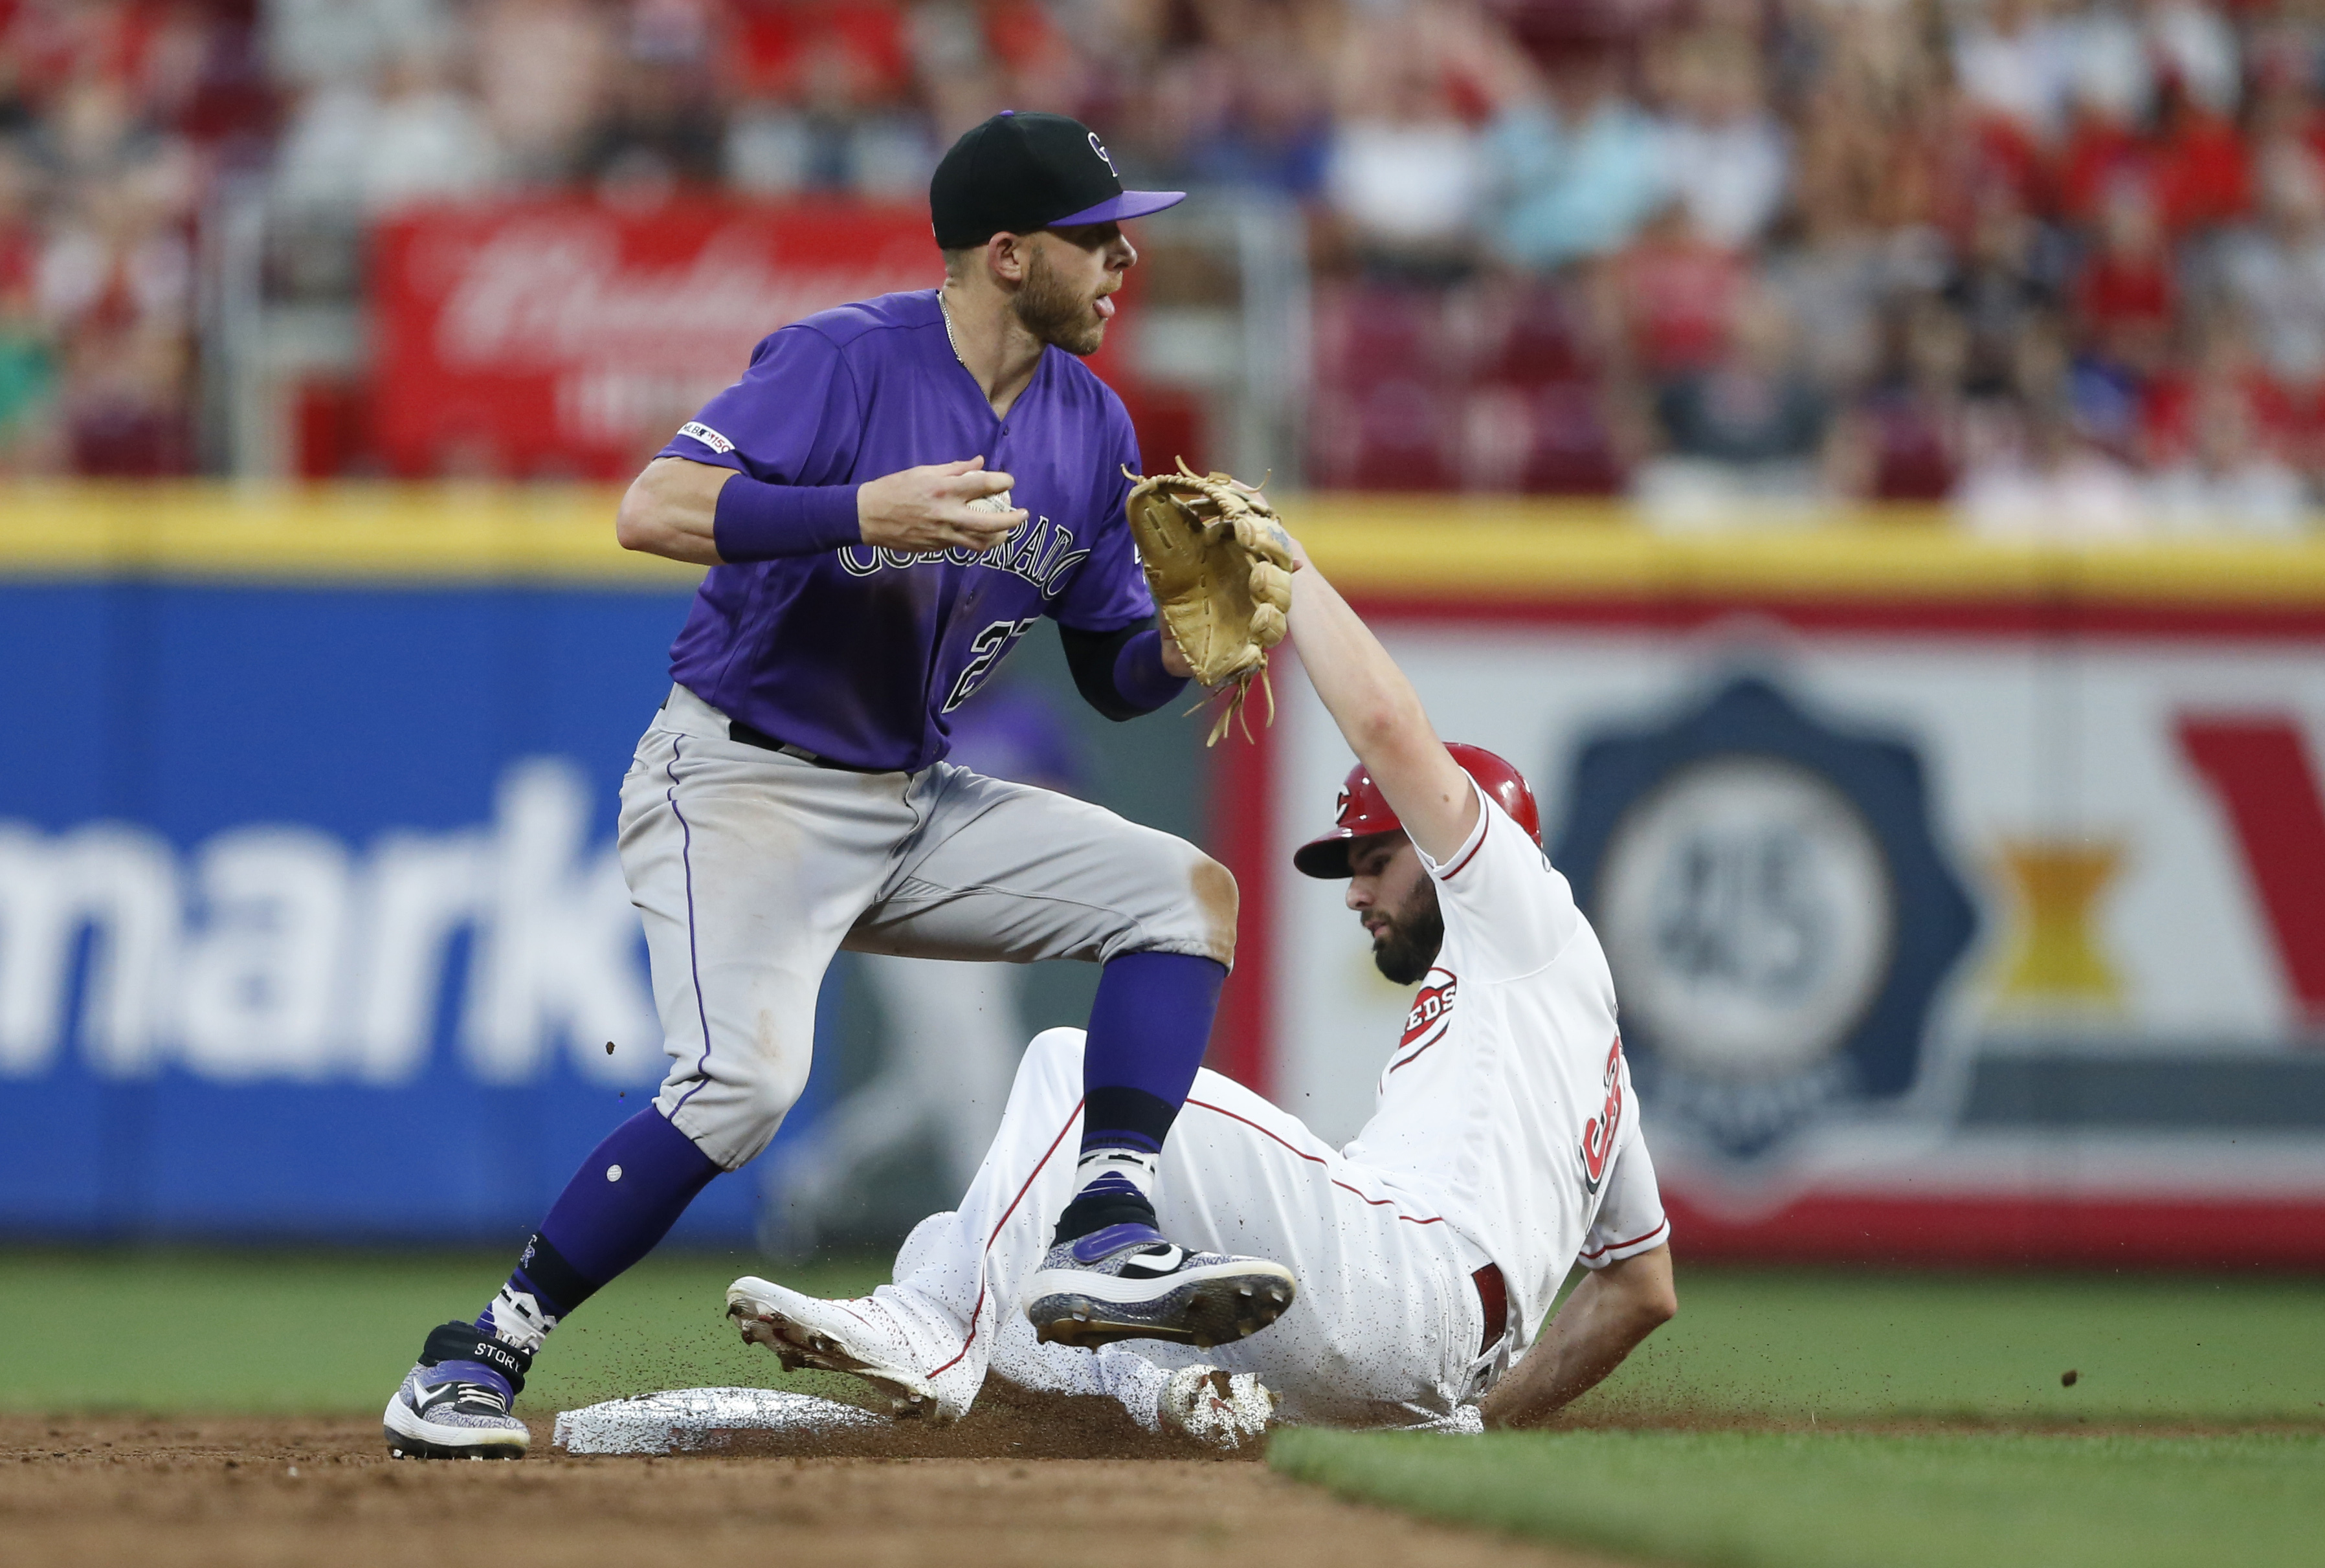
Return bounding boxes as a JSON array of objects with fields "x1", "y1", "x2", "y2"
[{"x1": 383, "y1": 111, "x2": 1295, "y2": 1460}]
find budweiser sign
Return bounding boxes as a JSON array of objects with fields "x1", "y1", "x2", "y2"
[{"x1": 374, "y1": 199, "x2": 937, "y2": 478}]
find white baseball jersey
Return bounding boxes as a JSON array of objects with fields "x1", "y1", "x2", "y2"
[
  {"x1": 1343, "y1": 779, "x2": 1671, "y2": 1355},
  {"x1": 852, "y1": 778, "x2": 1667, "y2": 1428}
]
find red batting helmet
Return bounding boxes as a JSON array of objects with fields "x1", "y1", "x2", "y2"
[{"x1": 1293, "y1": 744, "x2": 1541, "y2": 879}]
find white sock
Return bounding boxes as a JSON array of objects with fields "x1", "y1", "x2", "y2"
[
  {"x1": 1072, "y1": 1145, "x2": 1160, "y2": 1208},
  {"x1": 481, "y1": 1285, "x2": 557, "y2": 1354}
]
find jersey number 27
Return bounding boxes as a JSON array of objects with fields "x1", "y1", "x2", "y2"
[{"x1": 943, "y1": 617, "x2": 1040, "y2": 712}]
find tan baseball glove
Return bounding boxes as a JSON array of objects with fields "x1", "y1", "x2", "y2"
[{"x1": 1122, "y1": 461, "x2": 1295, "y2": 745}]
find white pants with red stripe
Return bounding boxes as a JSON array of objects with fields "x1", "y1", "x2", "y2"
[{"x1": 880, "y1": 1026, "x2": 1487, "y2": 1426}]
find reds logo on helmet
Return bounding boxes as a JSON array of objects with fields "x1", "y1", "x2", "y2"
[{"x1": 1579, "y1": 1035, "x2": 1626, "y2": 1195}]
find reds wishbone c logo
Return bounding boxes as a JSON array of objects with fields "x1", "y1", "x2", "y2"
[{"x1": 1088, "y1": 131, "x2": 1117, "y2": 173}]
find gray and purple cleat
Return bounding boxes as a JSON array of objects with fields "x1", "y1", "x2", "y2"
[
  {"x1": 382, "y1": 1321, "x2": 533, "y2": 1460},
  {"x1": 1023, "y1": 1223, "x2": 1296, "y2": 1349}
]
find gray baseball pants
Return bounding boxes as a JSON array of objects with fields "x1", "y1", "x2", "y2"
[{"x1": 618, "y1": 684, "x2": 1236, "y2": 1169}]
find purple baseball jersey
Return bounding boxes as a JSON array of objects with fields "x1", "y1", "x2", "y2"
[{"x1": 656, "y1": 288, "x2": 1151, "y2": 772}]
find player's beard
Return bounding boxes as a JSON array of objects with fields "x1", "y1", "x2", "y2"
[
  {"x1": 1370, "y1": 880, "x2": 1446, "y2": 986},
  {"x1": 1014, "y1": 247, "x2": 1107, "y2": 357}
]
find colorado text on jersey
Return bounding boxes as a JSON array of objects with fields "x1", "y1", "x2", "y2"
[{"x1": 835, "y1": 516, "x2": 1090, "y2": 597}]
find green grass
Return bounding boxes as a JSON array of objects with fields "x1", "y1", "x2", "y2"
[
  {"x1": 1266, "y1": 1270, "x2": 2325, "y2": 1568},
  {"x1": 16, "y1": 1252, "x2": 2313, "y2": 1568},
  {"x1": 0, "y1": 1248, "x2": 886, "y2": 1415},
  {"x1": 5, "y1": 1253, "x2": 2320, "y2": 1428},
  {"x1": 1568, "y1": 1268, "x2": 2325, "y2": 1426},
  {"x1": 1271, "y1": 1429, "x2": 2325, "y2": 1568}
]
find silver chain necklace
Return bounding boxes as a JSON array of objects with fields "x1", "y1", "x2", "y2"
[{"x1": 937, "y1": 287, "x2": 969, "y2": 370}]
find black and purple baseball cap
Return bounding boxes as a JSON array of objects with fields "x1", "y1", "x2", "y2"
[{"x1": 929, "y1": 111, "x2": 1185, "y2": 249}]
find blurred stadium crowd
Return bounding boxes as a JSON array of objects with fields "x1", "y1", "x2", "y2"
[{"x1": 1, "y1": 0, "x2": 2323, "y2": 531}]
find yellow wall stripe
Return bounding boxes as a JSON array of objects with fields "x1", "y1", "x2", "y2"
[
  {"x1": 1276, "y1": 497, "x2": 2325, "y2": 607},
  {"x1": 0, "y1": 484, "x2": 699, "y2": 588},
  {"x1": 4, "y1": 484, "x2": 2324, "y2": 606}
]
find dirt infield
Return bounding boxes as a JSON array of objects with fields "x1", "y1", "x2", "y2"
[{"x1": 0, "y1": 1411, "x2": 1613, "y2": 1568}]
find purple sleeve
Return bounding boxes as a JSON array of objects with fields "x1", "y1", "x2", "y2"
[
  {"x1": 658, "y1": 324, "x2": 864, "y2": 484},
  {"x1": 1111, "y1": 628, "x2": 1187, "y2": 710},
  {"x1": 711, "y1": 478, "x2": 863, "y2": 560},
  {"x1": 1048, "y1": 399, "x2": 1155, "y2": 632}
]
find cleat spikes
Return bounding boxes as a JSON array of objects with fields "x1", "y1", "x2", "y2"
[{"x1": 726, "y1": 1276, "x2": 970, "y2": 1424}]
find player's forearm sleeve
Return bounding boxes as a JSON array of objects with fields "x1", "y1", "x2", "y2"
[
  {"x1": 1112, "y1": 628, "x2": 1188, "y2": 711},
  {"x1": 1060, "y1": 623, "x2": 1188, "y2": 721},
  {"x1": 710, "y1": 475, "x2": 863, "y2": 561}
]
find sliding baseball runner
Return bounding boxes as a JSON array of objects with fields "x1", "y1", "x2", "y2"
[
  {"x1": 382, "y1": 111, "x2": 1300, "y2": 1461},
  {"x1": 728, "y1": 535, "x2": 1678, "y2": 1442}
]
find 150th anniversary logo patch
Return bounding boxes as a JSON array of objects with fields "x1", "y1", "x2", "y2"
[{"x1": 1551, "y1": 676, "x2": 1975, "y2": 1156}]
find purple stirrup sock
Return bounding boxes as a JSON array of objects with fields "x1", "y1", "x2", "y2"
[
  {"x1": 1054, "y1": 951, "x2": 1227, "y2": 1243},
  {"x1": 478, "y1": 1108, "x2": 721, "y2": 1347}
]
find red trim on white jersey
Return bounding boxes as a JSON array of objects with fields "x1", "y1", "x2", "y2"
[
  {"x1": 1438, "y1": 823, "x2": 1489, "y2": 881},
  {"x1": 1577, "y1": 1217, "x2": 1670, "y2": 1266},
  {"x1": 1188, "y1": 1096, "x2": 1449, "y2": 1228},
  {"x1": 1386, "y1": 1035, "x2": 1451, "y2": 1074},
  {"x1": 926, "y1": 1096, "x2": 1084, "y2": 1378}
]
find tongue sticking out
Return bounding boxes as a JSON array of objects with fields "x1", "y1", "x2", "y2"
[{"x1": 1095, "y1": 294, "x2": 1117, "y2": 320}]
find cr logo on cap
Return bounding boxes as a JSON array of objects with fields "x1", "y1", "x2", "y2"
[{"x1": 1088, "y1": 131, "x2": 1117, "y2": 174}]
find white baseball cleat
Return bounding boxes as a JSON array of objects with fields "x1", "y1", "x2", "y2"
[
  {"x1": 1158, "y1": 1364, "x2": 1275, "y2": 1450},
  {"x1": 726, "y1": 1276, "x2": 977, "y2": 1424}
]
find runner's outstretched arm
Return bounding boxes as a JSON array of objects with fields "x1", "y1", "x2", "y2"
[
  {"x1": 1478, "y1": 1244, "x2": 1676, "y2": 1428},
  {"x1": 1283, "y1": 540, "x2": 1478, "y2": 863}
]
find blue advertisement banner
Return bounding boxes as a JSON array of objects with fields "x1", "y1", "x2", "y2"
[{"x1": 0, "y1": 576, "x2": 800, "y2": 1243}]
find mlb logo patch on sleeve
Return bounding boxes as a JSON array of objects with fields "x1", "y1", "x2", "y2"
[{"x1": 678, "y1": 421, "x2": 735, "y2": 454}]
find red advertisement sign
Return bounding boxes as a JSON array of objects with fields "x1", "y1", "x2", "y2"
[{"x1": 373, "y1": 199, "x2": 939, "y2": 478}]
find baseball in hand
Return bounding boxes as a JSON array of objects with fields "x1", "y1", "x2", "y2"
[{"x1": 966, "y1": 488, "x2": 1017, "y2": 551}]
